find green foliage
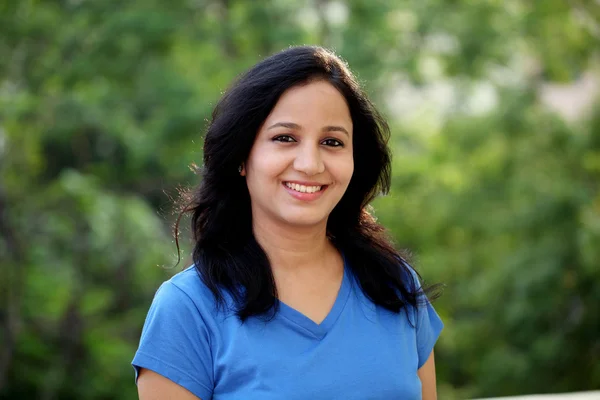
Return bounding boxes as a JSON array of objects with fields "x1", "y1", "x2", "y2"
[
  {"x1": 1, "y1": 0, "x2": 599, "y2": 399},
  {"x1": 375, "y1": 94, "x2": 600, "y2": 397}
]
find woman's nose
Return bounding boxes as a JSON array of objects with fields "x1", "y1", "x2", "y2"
[{"x1": 293, "y1": 143, "x2": 325, "y2": 176}]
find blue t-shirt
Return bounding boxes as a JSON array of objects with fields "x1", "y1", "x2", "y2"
[{"x1": 132, "y1": 261, "x2": 443, "y2": 399}]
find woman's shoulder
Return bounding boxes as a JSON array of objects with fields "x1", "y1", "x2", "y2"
[
  {"x1": 166, "y1": 265, "x2": 212, "y2": 297},
  {"x1": 151, "y1": 265, "x2": 231, "y2": 319}
]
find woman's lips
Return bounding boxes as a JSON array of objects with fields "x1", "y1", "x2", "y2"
[{"x1": 282, "y1": 181, "x2": 328, "y2": 201}]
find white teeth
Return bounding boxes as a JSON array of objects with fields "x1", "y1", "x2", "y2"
[{"x1": 285, "y1": 182, "x2": 322, "y2": 193}]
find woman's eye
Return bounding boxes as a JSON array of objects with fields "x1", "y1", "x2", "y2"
[
  {"x1": 272, "y1": 135, "x2": 296, "y2": 143},
  {"x1": 322, "y1": 138, "x2": 343, "y2": 147}
]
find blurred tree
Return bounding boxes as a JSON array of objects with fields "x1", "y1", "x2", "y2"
[
  {"x1": 0, "y1": 0, "x2": 598, "y2": 399},
  {"x1": 375, "y1": 95, "x2": 600, "y2": 398}
]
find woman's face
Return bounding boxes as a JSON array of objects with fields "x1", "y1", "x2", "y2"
[{"x1": 243, "y1": 80, "x2": 354, "y2": 231}]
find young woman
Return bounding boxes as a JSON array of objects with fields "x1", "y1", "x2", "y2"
[{"x1": 133, "y1": 45, "x2": 443, "y2": 400}]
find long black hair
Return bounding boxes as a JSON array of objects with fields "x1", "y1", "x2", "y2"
[{"x1": 178, "y1": 45, "x2": 440, "y2": 320}]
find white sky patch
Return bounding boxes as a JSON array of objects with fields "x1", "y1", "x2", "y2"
[
  {"x1": 486, "y1": 44, "x2": 538, "y2": 87},
  {"x1": 297, "y1": 6, "x2": 320, "y2": 31},
  {"x1": 425, "y1": 33, "x2": 460, "y2": 55},
  {"x1": 324, "y1": 1, "x2": 349, "y2": 27},
  {"x1": 418, "y1": 55, "x2": 445, "y2": 81},
  {"x1": 385, "y1": 77, "x2": 422, "y2": 118},
  {"x1": 387, "y1": 69, "x2": 599, "y2": 126},
  {"x1": 465, "y1": 81, "x2": 499, "y2": 116},
  {"x1": 572, "y1": 7, "x2": 600, "y2": 38},
  {"x1": 385, "y1": 75, "x2": 456, "y2": 130},
  {"x1": 487, "y1": 62, "x2": 525, "y2": 87},
  {"x1": 540, "y1": 72, "x2": 600, "y2": 122},
  {"x1": 426, "y1": 81, "x2": 456, "y2": 113}
]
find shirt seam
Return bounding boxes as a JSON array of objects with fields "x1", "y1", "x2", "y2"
[
  {"x1": 135, "y1": 350, "x2": 213, "y2": 394},
  {"x1": 277, "y1": 305, "x2": 325, "y2": 340},
  {"x1": 167, "y1": 279, "x2": 217, "y2": 385},
  {"x1": 277, "y1": 271, "x2": 352, "y2": 340}
]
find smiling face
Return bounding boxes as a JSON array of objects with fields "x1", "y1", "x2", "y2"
[{"x1": 243, "y1": 80, "x2": 354, "y2": 231}]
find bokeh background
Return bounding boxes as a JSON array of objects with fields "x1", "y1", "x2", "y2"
[{"x1": 1, "y1": 0, "x2": 599, "y2": 399}]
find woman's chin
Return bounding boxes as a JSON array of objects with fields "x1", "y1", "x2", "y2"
[{"x1": 278, "y1": 213, "x2": 329, "y2": 229}]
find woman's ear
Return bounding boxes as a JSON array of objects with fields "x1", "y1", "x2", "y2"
[{"x1": 239, "y1": 164, "x2": 246, "y2": 176}]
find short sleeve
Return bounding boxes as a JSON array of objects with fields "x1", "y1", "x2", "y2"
[
  {"x1": 132, "y1": 281, "x2": 214, "y2": 400},
  {"x1": 407, "y1": 267, "x2": 444, "y2": 369}
]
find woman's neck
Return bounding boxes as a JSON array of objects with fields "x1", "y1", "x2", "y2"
[{"x1": 252, "y1": 218, "x2": 335, "y2": 273}]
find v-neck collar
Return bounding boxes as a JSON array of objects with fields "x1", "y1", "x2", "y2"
[{"x1": 276, "y1": 260, "x2": 351, "y2": 340}]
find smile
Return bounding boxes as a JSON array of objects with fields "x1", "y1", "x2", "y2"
[{"x1": 284, "y1": 182, "x2": 325, "y2": 193}]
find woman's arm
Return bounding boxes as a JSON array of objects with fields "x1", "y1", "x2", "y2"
[
  {"x1": 138, "y1": 368, "x2": 201, "y2": 400},
  {"x1": 417, "y1": 350, "x2": 438, "y2": 400}
]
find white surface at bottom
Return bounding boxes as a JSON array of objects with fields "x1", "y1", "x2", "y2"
[{"x1": 476, "y1": 392, "x2": 600, "y2": 400}]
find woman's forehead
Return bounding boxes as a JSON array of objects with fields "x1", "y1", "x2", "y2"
[{"x1": 262, "y1": 81, "x2": 352, "y2": 129}]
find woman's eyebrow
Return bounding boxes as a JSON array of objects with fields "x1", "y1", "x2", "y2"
[
  {"x1": 267, "y1": 121, "x2": 349, "y2": 137},
  {"x1": 267, "y1": 121, "x2": 300, "y2": 130},
  {"x1": 323, "y1": 125, "x2": 349, "y2": 137}
]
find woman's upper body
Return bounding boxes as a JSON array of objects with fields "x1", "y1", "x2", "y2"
[
  {"x1": 133, "y1": 45, "x2": 443, "y2": 399},
  {"x1": 133, "y1": 260, "x2": 442, "y2": 400}
]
